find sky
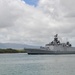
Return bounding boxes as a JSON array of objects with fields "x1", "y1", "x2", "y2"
[
  {"x1": 23, "y1": 0, "x2": 38, "y2": 6},
  {"x1": 0, "y1": 0, "x2": 75, "y2": 46}
]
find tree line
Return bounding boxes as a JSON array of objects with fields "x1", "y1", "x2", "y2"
[{"x1": 0, "y1": 48, "x2": 26, "y2": 53}]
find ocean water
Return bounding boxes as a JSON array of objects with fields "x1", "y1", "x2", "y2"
[{"x1": 0, "y1": 53, "x2": 75, "y2": 75}]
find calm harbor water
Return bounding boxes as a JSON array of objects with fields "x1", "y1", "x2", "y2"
[{"x1": 0, "y1": 53, "x2": 75, "y2": 75}]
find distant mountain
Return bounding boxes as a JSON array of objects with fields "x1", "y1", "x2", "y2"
[{"x1": 0, "y1": 43, "x2": 40, "y2": 49}]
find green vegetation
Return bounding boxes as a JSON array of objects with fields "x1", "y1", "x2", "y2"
[{"x1": 0, "y1": 48, "x2": 26, "y2": 53}]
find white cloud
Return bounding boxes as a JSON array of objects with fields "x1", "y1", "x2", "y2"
[{"x1": 0, "y1": 0, "x2": 75, "y2": 46}]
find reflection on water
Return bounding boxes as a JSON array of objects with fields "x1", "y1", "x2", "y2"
[{"x1": 0, "y1": 53, "x2": 75, "y2": 75}]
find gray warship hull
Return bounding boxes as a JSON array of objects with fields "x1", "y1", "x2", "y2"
[{"x1": 25, "y1": 46, "x2": 75, "y2": 55}]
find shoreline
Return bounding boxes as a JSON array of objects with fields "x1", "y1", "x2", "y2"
[{"x1": 0, "y1": 48, "x2": 26, "y2": 53}]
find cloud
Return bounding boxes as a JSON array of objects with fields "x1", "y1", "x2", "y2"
[
  {"x1": 0, "y1": 0, "x2": 50, "y2": 45},
  {"x1": 38, "y1": 0, "x2": 75, "y2": 26},
  {"x1": 0, "y1": 0, "x2": 75, "y2": 46}
]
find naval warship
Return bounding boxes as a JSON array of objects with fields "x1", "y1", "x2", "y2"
[{"x1": 25, "y1": 34, "x2": 75, "y2": 55}]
